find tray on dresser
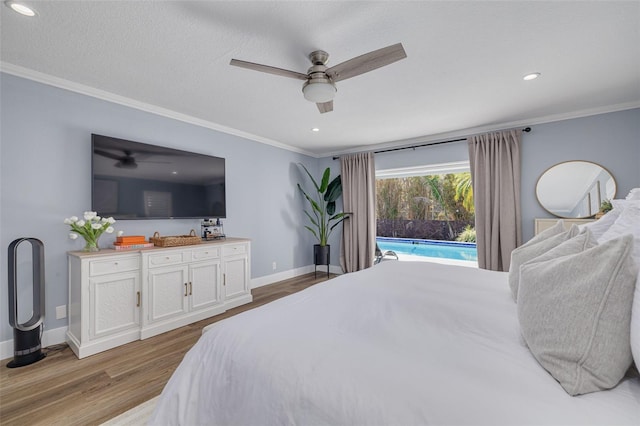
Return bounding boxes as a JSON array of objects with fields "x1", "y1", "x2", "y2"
[{"x1": 149, "y1": 230, "x2": 201, "y2": 247}]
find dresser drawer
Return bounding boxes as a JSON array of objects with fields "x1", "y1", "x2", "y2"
[
  {"x1": 148, "y1": 252, "x2": 184, "y2": 268},
  {"x1": 222, "y1": 244, "x2": 247, "y2": 257},
  {"x1": 89, "y1": 256, "x2": 140, "y2": 276},
  {"x1": 192, "y1": 247, "x2": 220, "y2": 261}
]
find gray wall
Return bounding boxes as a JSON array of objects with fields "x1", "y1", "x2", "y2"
[{"x1": 0, "y1": 73, "x2": 318, "y2": 342}]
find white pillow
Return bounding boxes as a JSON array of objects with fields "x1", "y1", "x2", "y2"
[
  {"x1": 611, "y1": 198, "x2": 640, "y2": 211},
  {"x1": 600, "y1": 205, "x2": 640, "y2": 371},
  {"x1": 518, "y1": 235, "x2": 637, "y2": 396},
  {"x1": 600, "y1": 205, "x2": 640, "y2": 256},
  {"x1": 632, "y1": 276, "x2": 640, "y2": 372},
  {"x1": 625, "y1": 188, "x2": 640, "y2": 200},
  {"x1": 580, "y1": 208, "x2": 621, "y2": 241}
]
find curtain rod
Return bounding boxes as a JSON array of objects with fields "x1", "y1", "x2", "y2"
[{"x1": 333, "y1": 127, "x2": 531, "y2": 160}]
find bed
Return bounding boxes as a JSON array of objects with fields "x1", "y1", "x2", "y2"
[{"x1": 150, "y1": 252, "x2": 640, "y2": 425}]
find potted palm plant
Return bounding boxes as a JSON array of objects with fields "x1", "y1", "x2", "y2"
[{"x1": 297, "y1": 164, "x2": 348, "y2": 272}]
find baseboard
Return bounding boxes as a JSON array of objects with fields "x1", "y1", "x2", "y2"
[
  {"x1": 251, "y1": 264, "x2": 343, "y2": 289},
  {"x1": 1, "y1": 325, "x2": 68, "y2": 362}
]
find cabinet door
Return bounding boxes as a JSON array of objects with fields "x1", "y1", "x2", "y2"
[
  {"x1": 89, "y1": 272, "x2": 140, "y2": 340},
  {"x1": 189, "y1": 260, "x2": 222, "y2": 312},
  {"x1": 147, "y1": 265, "x2": 189, "y2": 323},
  {"x1": 223, "y1": 255, "x2": 249, "y2": 300}
]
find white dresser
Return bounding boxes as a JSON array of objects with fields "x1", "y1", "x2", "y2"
[
  {"x1": 534, "y1": 218, "x2": 595, "y2": 235},
  {"x1": 67, "y1": 238, "x2": 251, "y2": 358}
]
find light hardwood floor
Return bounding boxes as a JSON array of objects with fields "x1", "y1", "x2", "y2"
[{"x1": 0, "y1": 272, "x2": 336, "y2": 426}]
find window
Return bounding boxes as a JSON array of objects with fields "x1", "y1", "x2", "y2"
[{"x1": 376, "y1": 161, "x2": 475, "y2": 242}]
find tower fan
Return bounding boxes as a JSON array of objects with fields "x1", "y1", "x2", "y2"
[{"x1": 7, "y1": 238, "x2": 46, "y2": 368}]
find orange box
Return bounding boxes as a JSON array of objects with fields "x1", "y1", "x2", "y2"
[{"x1": 116, "y1": 235, "x2": 147, "y2": 244}]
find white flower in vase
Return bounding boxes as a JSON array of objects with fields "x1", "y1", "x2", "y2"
[{"x1": 65, "y1": 211, "x2": 117, "y2": 252}]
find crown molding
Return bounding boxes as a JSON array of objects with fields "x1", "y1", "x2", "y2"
[{"x1": 0, "y1": 62, "x2": 319, "y2": 158}]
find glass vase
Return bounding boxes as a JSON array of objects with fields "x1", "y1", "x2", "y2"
[{"x1": 83, "y1": 239, "x2": 100, "y2": 252}]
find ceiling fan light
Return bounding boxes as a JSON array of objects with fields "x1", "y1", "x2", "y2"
[
  {"x1": 302, "y1": 81, "x2": 336, "y2": 103},
  {"x1": 5, "y1": 1, "x2": 36, "y2": 16},
  {"x1": 115, "y1": 161, "x2": 137, "y2": 169}
]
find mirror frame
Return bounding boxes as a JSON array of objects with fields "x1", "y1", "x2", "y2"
[{"x1": 535, "y1": 160, "x2": 616, "y2": 219}]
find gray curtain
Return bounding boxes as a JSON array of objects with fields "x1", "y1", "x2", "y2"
[
  {"x1": 468, "y1": 129, "x2": 522, "y2": 271},
  {"x1": 340, "y1": 152, "x2": 376, "y2": 273}
]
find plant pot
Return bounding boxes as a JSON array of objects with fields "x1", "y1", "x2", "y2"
[
  {"x1": 314, "y1": 244, "x2": 330, "y2": 278},
  {"x1": 313, "y1": 244, "x2": 330, "y2": 265}
]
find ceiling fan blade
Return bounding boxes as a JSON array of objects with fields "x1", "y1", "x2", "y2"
[
  {"x1": 316, "y1": 101, "x2": 333, "y2": 114},
  {"x1": 326, "y1": 43, "x2": 407, "y2": 82},
  {"x1": 230, "y1": 59, "x2": 308, "y2": 81},
  {"x1": 94, "y1": 149, "x2": 124, "y2": 161}
]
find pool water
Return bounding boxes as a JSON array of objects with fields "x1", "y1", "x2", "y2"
[{"x1": 377, "y1": 237, "x2": 477, "y2": 262}]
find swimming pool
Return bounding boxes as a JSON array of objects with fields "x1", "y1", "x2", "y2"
[{"x1": 377, "y1": 237, "x2": 477, "y2": 262}]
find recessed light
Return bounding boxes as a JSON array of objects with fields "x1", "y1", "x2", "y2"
[
  {"x1": 523, "y1": 72, "x2": 541, "y2": 81},
  {"x1": 5, "y1": 1, "x2": 36, "y2": 16},
  {"x1": 171, "y1": 171, "x2": 178, "y2": 175},
  {"x1": 311, "y1": 128, "x2": 320, "y2": 132}
]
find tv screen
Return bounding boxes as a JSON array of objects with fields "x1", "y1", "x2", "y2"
[{"x1": 91, "y1": 134, "x2": 226, "y2": 219}]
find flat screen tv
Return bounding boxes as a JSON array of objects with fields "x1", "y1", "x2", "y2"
[{"x1": 91, "y1": 134, "x2": 226, "y2": 219}]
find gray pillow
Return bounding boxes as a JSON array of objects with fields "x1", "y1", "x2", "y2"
[
  {"x1": 527, "y1": 219, "x2": 566, "y2": 246},
  {"x1": 524, "y1": 228, "x2": 597, "y2": 265},
  {"x1": 517, "y1": 235, "x2": 638, "y2": 396},
  {"x1": 508, "y1": 224, "x2": 578, "y2": 301}
]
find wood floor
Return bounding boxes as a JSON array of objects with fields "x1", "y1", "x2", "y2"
[{"x1": 0, "y1": 272, "x2": 336, "y2": 426}]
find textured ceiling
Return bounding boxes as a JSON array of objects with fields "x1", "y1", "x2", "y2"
[{"x1": 1, "y1": 1, "x2": 639, "y2": 157}]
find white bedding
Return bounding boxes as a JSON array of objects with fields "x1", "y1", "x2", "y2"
[{"x1": 150, "y1": 261, "x2": 640, "y2": 425}]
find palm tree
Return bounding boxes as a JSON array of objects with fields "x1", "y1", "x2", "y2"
[
  {"x1": 454, "y1": 172, "x2": 474, "y2": 213},
  {"x1": 423, "y1": 175, "x2": 455, "y2": 239}
]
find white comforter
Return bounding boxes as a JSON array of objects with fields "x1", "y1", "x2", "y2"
[{"x1": 150, "y1": 261, "x2": 640, "y2": 425}]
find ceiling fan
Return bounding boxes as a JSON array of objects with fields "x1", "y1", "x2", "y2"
[
  {"x1": 230, "y1": 43, "x2": 407, "y2": 113},
  {"x1": 94, "y1": 149, "x2": 168, "y2": 169}
]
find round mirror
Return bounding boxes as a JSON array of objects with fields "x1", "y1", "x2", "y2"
[{"x1": 536, "y1": 161, "x2": 616, "y2": 218}]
